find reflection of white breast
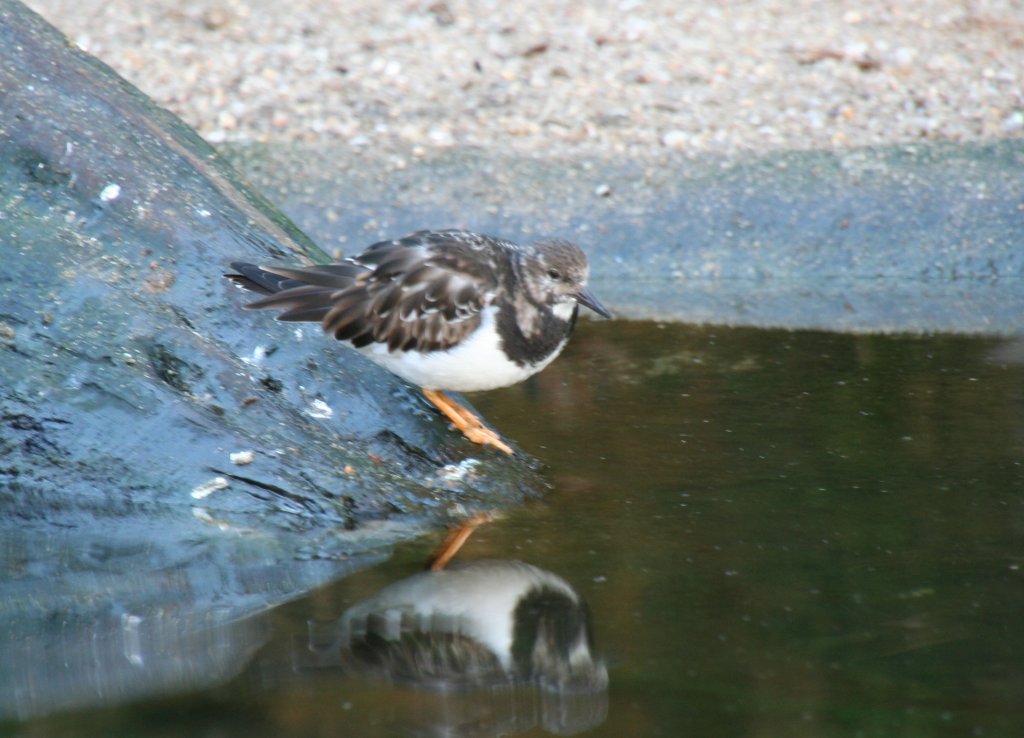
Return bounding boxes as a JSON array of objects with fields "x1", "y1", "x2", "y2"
[{"x1": 340, "y1": 559, "x2": 575, "y2": 669}]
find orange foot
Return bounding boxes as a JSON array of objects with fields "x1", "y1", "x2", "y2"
[
  {"x1": 428, "y1": 512, "x2": 494, "y2": 571},
  {"x1": 422, "y1": 388, "x2": 513, "y2": 455}
]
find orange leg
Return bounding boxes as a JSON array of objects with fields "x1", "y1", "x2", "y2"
[
  {"x1": 422, "y1": 388, "x2": 513, "y2": 455},
  {"x1": 428, "y1": 513, "x2": 493, "y2": 571}
]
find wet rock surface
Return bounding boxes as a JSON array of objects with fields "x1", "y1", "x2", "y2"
[{"x1": 0, "y1": 1, "x2": 543, "y2": 694}]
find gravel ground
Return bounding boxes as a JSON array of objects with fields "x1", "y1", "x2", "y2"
[{"x1": 24, "y1": 0, "x2": 1024, "y2": 159}]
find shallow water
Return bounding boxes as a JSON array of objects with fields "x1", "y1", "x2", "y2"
[{"x1": 8, "y1": 322, "x2": 1024, "y2": 737}]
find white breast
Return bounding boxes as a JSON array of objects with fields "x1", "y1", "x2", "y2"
[{"x1": 357, "y1": 305, "x2": 568, "y2": 392}]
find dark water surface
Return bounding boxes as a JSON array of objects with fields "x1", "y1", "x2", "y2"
[{"x1": 8, "y1": 322, "x2": 1024, "y2": 737}]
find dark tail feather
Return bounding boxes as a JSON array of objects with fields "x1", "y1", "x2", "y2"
[
  {"x1": 226, "y1": 262, "x2": 365, "y2": 296},
  {"x1": 226, "y1": 261, "x2": 368, "y2": 326},
  {"x1": 225, "y1": 262, "x2": 292, "y2": 296}
]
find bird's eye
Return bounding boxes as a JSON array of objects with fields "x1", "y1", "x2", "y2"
[{"x1": 547, "y1": 268, "x2": 562, "y2": 281}]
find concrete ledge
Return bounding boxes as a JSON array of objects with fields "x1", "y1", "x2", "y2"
[{"x1": 225, "y1": 140, "x2": 1024, "y2": 335}]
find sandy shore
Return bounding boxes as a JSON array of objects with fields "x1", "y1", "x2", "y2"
[{"x1": 24, "y1": 0, "x2": 1024, "y2": 159}]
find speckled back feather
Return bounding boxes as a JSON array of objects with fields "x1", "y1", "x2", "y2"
[{"x1": 228, "y1": 230, "x2": 505, "y2": 353}]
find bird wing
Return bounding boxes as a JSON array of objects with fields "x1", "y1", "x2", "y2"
[
  {"x1": 325, "y1": 231, "x2": 503, "y2": 353},
  {"x1": 229, "y1": 231, "x2": 504, "y2": 354}
]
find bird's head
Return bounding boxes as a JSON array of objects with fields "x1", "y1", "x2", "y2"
[{"x1": 526, "y1": 239, "x2": 611, "y2": 319}]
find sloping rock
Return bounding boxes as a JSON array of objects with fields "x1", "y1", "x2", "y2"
[{"x1": 0, "y1": 3, "x2": 543, "y2": 714}]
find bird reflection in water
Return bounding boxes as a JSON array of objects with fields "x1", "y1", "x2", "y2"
[
  {"x1": 305, "y1": 515, "x2": 608, "y2": 735},
  {"x1": 339, "y1": 557, "x2": 606, "y2": 693}
]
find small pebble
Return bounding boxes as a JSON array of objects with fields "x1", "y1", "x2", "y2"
[
  {"x1": 202, "y1": 7, "x2": 231, "y2": 30},
  {"x1": 191, "y1": 476, "x2": 229, "y2": 499},
  {"x1": 98, "y1": 183, "x2": 121, "y2": 203},
  {"x1": 306, "y1": 398, "x2": 334, "y2": 419},
  {"x1": 661, "y1": 130, "x2": 689, "y2": 150},
  {"x1": 229, "y1": 450, "x2": 255, "y2": 465},
  {"x1": 1002, "y1": 111, "x2": 1024, "y2": 134}
]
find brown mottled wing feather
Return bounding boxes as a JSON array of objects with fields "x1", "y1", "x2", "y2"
[
  {"x1": 228, "y1": 231, "x2": 503, "y2": 353},
  {"x1": 324, "y1": 232, "x2": 502, "y2": 353}
]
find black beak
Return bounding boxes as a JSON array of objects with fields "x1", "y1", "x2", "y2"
[{"x1": 575, "y1": 285, "x2": 612, "y2": 319}]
